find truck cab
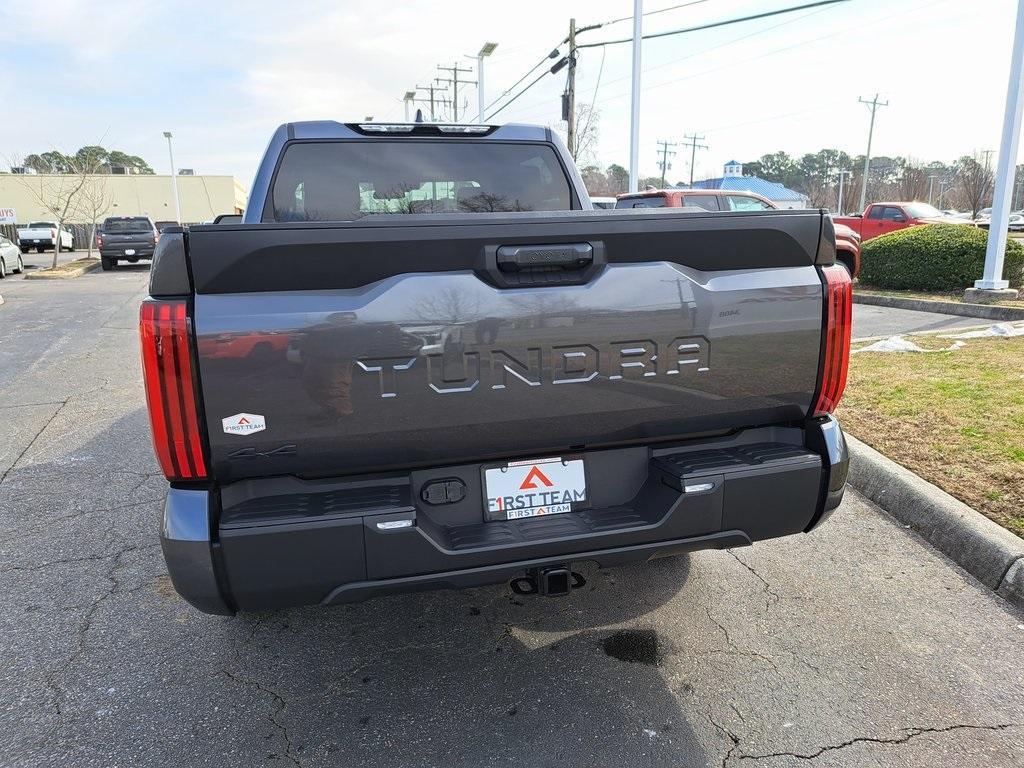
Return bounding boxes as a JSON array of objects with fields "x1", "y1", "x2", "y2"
[{"x1": 833, "y1": 202, "x2": 951, "y2": 242}]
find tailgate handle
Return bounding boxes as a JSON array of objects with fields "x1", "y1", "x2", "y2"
[{"x1": 495, "y1": 243, "x2": 593, "y2": 272}]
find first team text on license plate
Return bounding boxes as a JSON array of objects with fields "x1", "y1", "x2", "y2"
[{"x1": 484, "y1": 456, "x2": 587, "y2": 521}]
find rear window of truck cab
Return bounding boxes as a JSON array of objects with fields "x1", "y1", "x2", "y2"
[
  {"x1": 103, "y1": 217, "x2": 153, "y2": 233},
  {"x1": 268, "y1": 141, "x2": 573, "y2": 222}
]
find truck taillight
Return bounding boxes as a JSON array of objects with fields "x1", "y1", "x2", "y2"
[
  {"x1": 96, "y1": 233, "x2": 103, "y2": 247},
  {"x1": 140, "y1": 300, "x2": 207, "y2": 480},
  {"x1": 812, "y1": 265, "x2": 852, "y2": 416},
  {"x1": 50, "y1": 228, "x2": 57, "y2": 239}
]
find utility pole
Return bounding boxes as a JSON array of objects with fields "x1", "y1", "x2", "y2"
[
  {"x1": 565, "y1": 19, "x2": 578, "y2": 158},
  {"x1": 628, "y1": 0, "x2": 643, "y2": 193},
  {"x1": 680, "y1": 134, "x2": 708, "y2": 187},
  {"x1": 857, "y1": 94, "x2": 889, "y2": 212},
  {"x1": 973, "y1": 0, "x2": 1024, "y2": 297},
  {"x1": 656, "y1": 140, "x2": 676, "y2": 188},
  {"x1": 414, "y1": 83, "x2": 450, "y2": 121},
  {"x1": 836, "y1": 169, "x2": 852, "y2": 214},
  {"x1": 436, "y1": 63, "x2": 475, "y2": 122}
]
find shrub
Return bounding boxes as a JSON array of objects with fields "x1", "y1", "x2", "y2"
[{"x1": 858, "y1": 224, "x2": 1024, "y2": 291}]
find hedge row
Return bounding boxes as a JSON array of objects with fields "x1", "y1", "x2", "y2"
[{"x1": 858, "y1": 224, "x2": 1024, "y2": 291}]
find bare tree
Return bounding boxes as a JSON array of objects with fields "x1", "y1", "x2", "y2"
[
  {"x1": 898, "y1": 163, "x2": 930, "y2": 201},
  {"x1": 13, "y1": 159, "x2": 89, "y2": 269},
  {"x1": 573, "y1": 104, "x2": 601, "y2": 166},
  {"x1": 954, "y1": 153, "x2": 994, "y2": 217},
  {"x1": 78, "y1": 174, "x2": 114, "y2": 259}
]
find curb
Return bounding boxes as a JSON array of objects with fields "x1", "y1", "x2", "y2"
[
  {"x1": 853, "y1": 292, "x2": 1024, "y2": 321},
  {"x1": 845, "y1": 434, "x2": 1024, "y2": 610},
  {"x1": 23, "y1": 259, "x2": 102, "y2": 280}
]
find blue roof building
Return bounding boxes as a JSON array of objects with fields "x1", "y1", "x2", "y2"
[{"x1": 680, "y1": 161, "x2": 808, "y2": 209}]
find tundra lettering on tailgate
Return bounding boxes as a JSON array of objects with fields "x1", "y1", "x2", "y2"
[{"x1": 356, "y1": 336, "x2": 709, "y2": 398}]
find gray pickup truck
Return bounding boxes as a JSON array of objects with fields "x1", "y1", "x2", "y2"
[
  {"x1": 99, "y1": 216, "x2": 158, "y2": 270},
  {"x1": 142, "y1": 120, "x2": 851, "y2": 615}
]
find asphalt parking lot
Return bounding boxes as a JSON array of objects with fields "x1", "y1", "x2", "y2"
[{"x1": 1, "y1": 268, "x2": 1023, "y2": 767}]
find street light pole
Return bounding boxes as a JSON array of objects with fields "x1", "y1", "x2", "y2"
[
  {"x1": 163, "y1": 131, "x2": 182, "y2": 224},
  {"x1": 974, "y1": 0, "x2": 1024, "y2": 296},
  {"x1": 628, "y1": 0, "x2": 643, "y2": 193},
  {"x1": 475, "y1": 43, "x2": 498, "y2": 122}
]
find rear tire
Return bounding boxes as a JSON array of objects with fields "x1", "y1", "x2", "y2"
[
  {"x1": 13, "y1": 255, "x2": 23, "y2": 274},
  {"x1": 0, "y1": 259, "x2": 6, "y2": 279},
  {"x1": 101, "y1": 256, "x2": 115, "y2": 271},
  {"x1": 36, "y1": 246, "x2": 44, "y2": 253}
]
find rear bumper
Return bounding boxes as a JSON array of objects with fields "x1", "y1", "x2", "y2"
[
  {"x1": 101, "y1": 246, "x2": 155, "y2": 259},
  {"x1": 161, "y1": 417, "x2": 849, "y2": 615}
]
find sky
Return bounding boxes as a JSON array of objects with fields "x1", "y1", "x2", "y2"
[{"x1": 1, "y1": 0, "x2": 1020, "y2": 193}]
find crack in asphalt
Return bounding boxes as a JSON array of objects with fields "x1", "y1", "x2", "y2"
[
  {"x1": 702, "y1": 606, "x2": 781, "y2": 675},
  {"x1": 0, "y1": 497, "x2": 163, "y2": 547},
  {"x1": 706, "y1": 706, "x2": 742, "y2": 768},
  {"x1": 0, "y1": 399, "x2": 68, "y2": 484},
  {"x1": 220, "y1": 669, "x2": 304, "y2": 767},
  {"x1": 732, "y1": 723, "x2": 1024, "y2": 764},
  {"x1": 42, "y1": 544, "x2": 139, "y2": 718},
  {"x1": 726, "y1": 550, "x2": 781, "y2": 609}
]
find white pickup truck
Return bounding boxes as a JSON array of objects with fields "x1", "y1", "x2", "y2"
[{"x1": 16, "y1": 221, "x2": 74, "y2": 253}]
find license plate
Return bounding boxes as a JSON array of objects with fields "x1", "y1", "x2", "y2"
[
  {"x1": 484, "y1": 456, "x2": 587, "y2": 521},
  {"x1": 32, "y1": 239, "x2": 40, "y2": 243},
  {"x1": 124, "y1": 249, "x2": 136, "y2": 255}
]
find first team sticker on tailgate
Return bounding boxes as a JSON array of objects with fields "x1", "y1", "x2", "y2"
[
  {"x1": 484, "y1": 456, "x2": 587, "y2": 521},
  {"x1": 222, "y1": 413, "x2": 266, "y2": 435}
]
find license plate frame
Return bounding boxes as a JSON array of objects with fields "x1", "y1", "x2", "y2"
[{"x1": 482, "y1": 455, "x2": 588, "y2": 522}]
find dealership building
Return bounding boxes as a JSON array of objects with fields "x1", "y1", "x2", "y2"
[{"x1": 0, "y1": 173, "x2": 249, "y2": 227}]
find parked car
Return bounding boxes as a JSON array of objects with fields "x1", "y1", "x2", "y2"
[
  {"x1": 97, "y1": 216, "x2": 158, "y2": 270},
  {"x1": 0, "y1": 234, "x2": 25, "y2": 278},
  {"x1": 589, "y1": 196, "x2": 617, "y2": 209},
  {"x1": 143, "y1": 120, "x2": 851, "y2": 615},
  {"x1": 615, "y1": 188, "x2": 861, "y2": 277},
  {"x1": 615, "y1": 188, "x2": 776, "y2": 212},
  {"x1": 16, "y1": 221, "x2": 74, "y2": 253},
  {"x1": 832, "y1": 201, "x2": 960, "y2": 242},
  {"x1": 832, "y1": 222, "x2": 862, "y2": 278},
  {"x1": 976, "y1": 213, "x2": 1024, "y2": 232}
]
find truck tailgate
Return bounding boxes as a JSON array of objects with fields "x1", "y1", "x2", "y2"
[{"x1": 186, "y1": 209, "x2": 828, "y2": 481}]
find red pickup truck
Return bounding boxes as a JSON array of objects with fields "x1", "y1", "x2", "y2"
[{"x1": 833, "y1": 202, "x2": 952, "y2": 242}]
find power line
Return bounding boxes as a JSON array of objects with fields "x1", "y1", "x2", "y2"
[
  {"x1": 600, "y1": 0, "x2": 714, "y2": 28},
  {"x1": 482, "y1": 45, "x2": 562, "y2": 115},
  {"x1": 486, "y1": 69, "x2": 552, "y2": 120},
  {"x1": 576, "y1": 0, "x2": 849, "y2": 49}
]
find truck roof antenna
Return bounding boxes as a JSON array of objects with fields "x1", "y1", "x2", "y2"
[{"x1": 415, "y1": 108, "x2": 425, "y2": 123}]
